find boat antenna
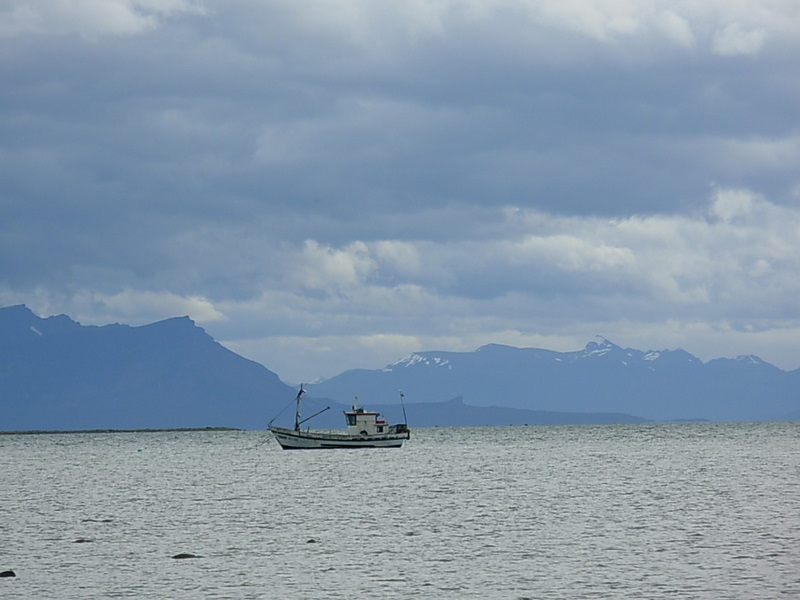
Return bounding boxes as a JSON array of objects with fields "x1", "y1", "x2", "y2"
[
  {"x1": 399, "y1": 390, "x2": 408, "y2": 425},
  {"x1": 294, "y1": 385, "x2": 305, "y2": 431}
]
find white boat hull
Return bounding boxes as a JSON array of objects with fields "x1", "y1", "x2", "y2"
[{"x1": 269, "y1": 426, "x2": 408, "y2": 449}]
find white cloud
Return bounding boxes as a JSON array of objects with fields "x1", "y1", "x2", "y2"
[
  {"x1": 655, "y1": 10, "x2": 695, "y2": 48},
  {"x1": 249, "y1": 0, "x2": 800, "y2": 57},
  {"x1": 529, "y1": 0, "x2": 642, "y2": 42},
  {"x1": 293, "y1": 240, "x2": 376, "y2": 291},
  {"x1": 273, "y1": 190, "x2": 797, "y2": 324},
  {"x1": 0, "y1": 0, "x2": 204, "y2": 39},
  {"x1": 709, "y1": 188, "x2": 757, "y2": 223},
  {"x1": 717, "y1": 136, "x2": 800, "y2": 173},
  {"x1": 514, "y1": 235, "x2": 636, "y2": 273},
  {"x1": 5, "y1": 0, "x2": 800, "y2": 56},
  {"x1": 371, "y1": 240, "x2": 424, "y2": 277},
  {"x1": 72, "y1": 290, "x2": 226, "y2": 326},
  {"x1": 712, "y1": 23, "x2": 766, "y2": 56}
]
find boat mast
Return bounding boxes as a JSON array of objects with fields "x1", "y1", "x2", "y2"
[
  {"x1": 399, "y1": 390, "x2": 408, "y2": 425},
  {"x1": 294, "y1": 385, "x2": 305, "y2": 431}
]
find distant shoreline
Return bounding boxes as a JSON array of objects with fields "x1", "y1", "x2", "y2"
[{"x1": 0, "y1": 427, "x2": 243, "y2": 435}]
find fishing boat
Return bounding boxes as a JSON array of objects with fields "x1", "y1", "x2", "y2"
[{"x1": 268, "y1": 387, "x2": 410, "y2": 449}]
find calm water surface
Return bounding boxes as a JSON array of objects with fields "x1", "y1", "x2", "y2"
[{"x1": 1, "y1": 422, "x2": 799, "y2": 599}]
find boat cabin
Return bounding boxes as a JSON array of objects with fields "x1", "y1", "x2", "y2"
[{"x1": 344, "y1": 405, "x2": 388, "y2": 436}]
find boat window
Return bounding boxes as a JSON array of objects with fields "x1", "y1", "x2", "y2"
[
  {"x1": 377, "y1": 426, "x2": 384, "y2": 433},
  {"x1": 346, "y1": 414, "x2": 356, "y2": 426}
]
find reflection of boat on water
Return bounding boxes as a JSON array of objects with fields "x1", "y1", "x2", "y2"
[{"x1": 268, "y1": 386, "x2": 411, "y2": 450}]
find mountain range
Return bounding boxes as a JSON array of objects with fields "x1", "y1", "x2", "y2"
[
  {"x1": 307, "y1": 341, "x2": 799, "y2": 423},
  {"x1": 1, "y1": 304, "x2": 797, "y2": 431}
]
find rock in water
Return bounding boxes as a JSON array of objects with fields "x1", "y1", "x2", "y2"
[
  {"x1": 0, "y1": 570, "x2": 16, "y2": 578},
  {"x1": 172, "y1": 553, "x2": 200, "y2": 559}
]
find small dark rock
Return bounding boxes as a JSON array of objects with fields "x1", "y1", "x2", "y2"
[
  {"x1": 0, "y1": 570, "x2": 16, "y2": 578},
  {"x1": 172, "y1": 553, "x2": 200, "y2": 559},
  {"x1": 306, "y1": 539, "x2": 317, "y2": 544},
  {"x1": 81, "y1": 518, "x2": 113, "y2": 523},
  {"x1": 73, "y1": 538, "x2": 93, "y2": 543}
]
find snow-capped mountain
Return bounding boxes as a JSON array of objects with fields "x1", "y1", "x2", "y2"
[{"x1": 306, "y1": 337, "x2": 798, "y2": 422}]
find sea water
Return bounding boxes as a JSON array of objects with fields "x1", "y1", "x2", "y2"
[{"x1": 1, "y1": 422, "x2": 798, "y2": 599}]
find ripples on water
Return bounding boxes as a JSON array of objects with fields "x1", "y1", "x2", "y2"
[{"x1": 1, "y1": 422, "x2": 799, "y2": 599}]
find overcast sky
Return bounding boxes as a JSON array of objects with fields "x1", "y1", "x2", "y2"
[{"x1": 2, "y1": 0, "x2": 799, "y2": 383}]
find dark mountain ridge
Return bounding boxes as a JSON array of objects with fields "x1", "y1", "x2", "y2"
[{"x1": 0, "y1": 304, "x2": 292, "y2": 431}]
